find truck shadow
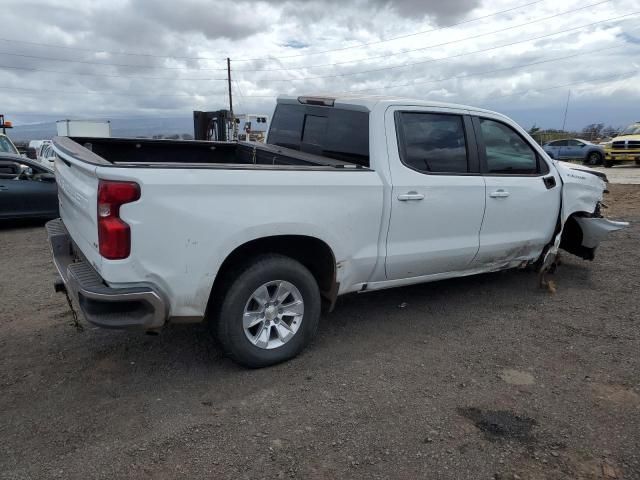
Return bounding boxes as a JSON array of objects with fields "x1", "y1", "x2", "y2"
[
  {"x1": 0, "y1": 218, "x2": 49, "y2": 230},
  {"x1": 65, "y1": 262, "x2": 588, "y2": 382}
]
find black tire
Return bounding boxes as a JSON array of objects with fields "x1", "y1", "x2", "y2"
[
  {"x1": 584, "y1": 151, "x2": 602, "y2": 166},
  {"x1": 604, "y1": 160, "x2": 614, "y2": 168},
  {"x1": 215, "y1": 254, "x2": 321, "y2": 368}
]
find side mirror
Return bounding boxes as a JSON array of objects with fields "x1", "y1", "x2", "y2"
[{"x1": 26, "y1": 147, "x2": 37, "y2": 159}]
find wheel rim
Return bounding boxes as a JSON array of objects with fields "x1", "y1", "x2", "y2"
[
  {"x1": 243, "y1": 280, "x2": 304, "y2": 350},
  {"x1": 588, "y1": 153, "x2": 599, "y2": 165}
]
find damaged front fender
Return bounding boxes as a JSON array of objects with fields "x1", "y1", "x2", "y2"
[
  {"x1": 540, "y1": 161, "x2": 628, "y2": 269},
  {"x1": 574, "y1": 217, "x2": 629, "y2": 249}
]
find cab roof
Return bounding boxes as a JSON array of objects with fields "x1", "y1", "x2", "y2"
[{"x1": 276, "y1": 94, "x2": 502, "y2": 117}]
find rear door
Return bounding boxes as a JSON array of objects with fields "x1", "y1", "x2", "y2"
[
  {"x1": 472, "y1": 115, "x2": 561, "y2": 265},
  {"x1": 384, "y1": 107, "x2": 486, "y2": 279}
]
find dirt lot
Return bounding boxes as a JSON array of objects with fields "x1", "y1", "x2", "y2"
[{"x1": 1, "y1": 185, "x2": 639, "y2": 480}]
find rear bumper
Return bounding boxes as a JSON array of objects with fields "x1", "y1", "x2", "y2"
[{"x1": 46, "y1": 218, "x2": 167, "y2": 330}]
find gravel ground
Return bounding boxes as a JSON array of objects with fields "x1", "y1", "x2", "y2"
[{"x1": 1, "y1": 185, "x2": 639, "y2": 480}]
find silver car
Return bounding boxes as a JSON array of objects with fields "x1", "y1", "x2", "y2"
[{"x1": 543, "y1": 138, "x2": 604, "y2": 166}]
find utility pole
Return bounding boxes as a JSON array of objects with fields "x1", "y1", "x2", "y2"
[
  {"x1": 226, "y1": 57, "x2": 233, "y2": 116},
  {"x1": 561, "y1": 90, "x2": 571, "y2": 132},
  {"x1": 226, "y1": 57, "x2": 236, "y2": 141}
]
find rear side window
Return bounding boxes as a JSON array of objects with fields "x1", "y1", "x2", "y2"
[
  {"x1": 396, "y1": 112, "x2": 468, "y2": 173},
  {"x1": 479, "y1": 118, "x2": 540, "y2": 174},
  {"x1": 268, "y1": 104, "x2": 369, "y2": 166}
]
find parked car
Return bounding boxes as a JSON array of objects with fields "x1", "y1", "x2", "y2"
[
  {"x1": 542, "y1": 138, "x2": 604, "y2": 165},
  {"x1": 601, "y1": 121, "x2": 640, "y2": 167},
  {"x1": 0, "y1": 154, "x2": 59, "y2": 220},
  {"x1": 0, "y1": 133, "x2": 20, "y2": 155},
  {"x1": 46, "y1": 95, "x2": 627, "y2": 367},
  {"x1": 28, "y1": 139, "x2": 48, "y2": 159},
  {"x1": 37, "y1": 141, "x2": 56, "y2": 169}
]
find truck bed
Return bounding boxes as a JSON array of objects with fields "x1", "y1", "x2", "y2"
[{"x1": 53, "y1": 136, "x2": 367, "y2": 170}]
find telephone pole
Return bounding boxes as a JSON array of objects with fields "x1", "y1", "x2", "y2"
[
  {"x1": 226, "y1": 57, "x2": 233, "y2": 117},
  {"x1": 561, "y1": 90, "x2": 571, "y2": 132}
]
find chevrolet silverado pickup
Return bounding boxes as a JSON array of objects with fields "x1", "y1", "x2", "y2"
[{"x1": 47, "y1": 95, "x2": 627, "y2": 367}]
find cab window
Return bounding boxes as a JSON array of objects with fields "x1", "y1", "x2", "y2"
[
  {"x1": 478, "y1": 118, "x2": 546, "y2": 175},
  {"x1": 396, "y1": 112, "x2": 469, "y2": 174}
]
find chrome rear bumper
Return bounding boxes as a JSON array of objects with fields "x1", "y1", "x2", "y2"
[{"x1": 45, "y1": 218, "x2": 167, "y2": 330}]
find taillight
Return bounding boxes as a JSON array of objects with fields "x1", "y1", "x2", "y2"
[{"x1": 97, "y1": 180, "x2": 140, "y2": 260}]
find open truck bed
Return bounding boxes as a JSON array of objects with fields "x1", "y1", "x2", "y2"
[{"x1": 53, "y1": 136, "x2": 368, "y2": 170}]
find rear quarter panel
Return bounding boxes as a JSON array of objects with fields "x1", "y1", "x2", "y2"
[{"x1": 95, "y1": 166, "x2": 384, "y2": 318}]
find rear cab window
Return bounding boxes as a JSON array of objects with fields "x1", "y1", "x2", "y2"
[
  {"x1": 395, "y1": 112, "x2": 471, "y2": 174},
  {"x1": 268, "y1": 103, "x2": 370, "y2": 167}
]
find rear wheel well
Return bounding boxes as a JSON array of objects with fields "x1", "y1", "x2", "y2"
[{"x1": 209, "y1": 236, "x2": 337, "y2": 317}]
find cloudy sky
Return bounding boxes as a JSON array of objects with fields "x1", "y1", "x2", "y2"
[{"x1": 1, "y1": 0, "x2": 639, "y2": 130}]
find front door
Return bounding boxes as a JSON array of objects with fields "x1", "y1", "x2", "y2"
[
  {"x1": 472, "y1": 116, "x2": 561, "y2": 265},
  {"x1": 384, "y1": 108, "x2": 486, "y2": 279}
]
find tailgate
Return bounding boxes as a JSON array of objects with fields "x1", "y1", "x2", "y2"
[{"x1": 53, "y1": 139, "x2": 103, "y2": 272}]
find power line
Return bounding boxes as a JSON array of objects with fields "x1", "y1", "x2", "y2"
[
  {"x1": 0, "y1": 0, "x2": 615, "y2": 73},
  {"x1": 0, "y1": 12, "x2": 633, "y2": 85},
  {"x1": 232, "y1": 0, "x2": 546, "y2": 61},
  {"x1": 236, "y1": 43, "x2": 632, "y2": 97},
  {"x1": 0, "y1": 85, "x2": 226, "y2": 98},
  {"x1": 233, "y1": 0, "x2": 615, "y2": 72},
  {"x1": 0, "y1": 0, "x2": 544, "y2": 62},
  {"x1": 235, "y1": 15, "x2": 639, "y2": 83},
  {"x1": 0, "y1": 64, "x2": 227, "y2": 81},
  {"x1": 0, "y1": 51, "x2": 226, "y2": 71},
  {"x1": 476, "y1": 70, "x2": 638, "y2": 104},
  {"x1": 342, "y1": 43, "x2": 627, "y2": 94}
]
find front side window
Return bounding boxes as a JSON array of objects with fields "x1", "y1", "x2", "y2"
[
  {"x1": 397, "y1": 112, "x2": 468, "y2": 174},
  {"x1": 567, "y1": 139, "x2": 584, "y2": 147},
  {"x1": 479, "y1": 118, "x2": 538, "y2": 174}
]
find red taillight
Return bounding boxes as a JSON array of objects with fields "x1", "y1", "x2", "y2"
[{"x1": 97, "y1": 180, "x2": 140, "y2": 260}]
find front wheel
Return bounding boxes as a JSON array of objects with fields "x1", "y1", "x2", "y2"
[
  {"x1": 215, "y1": 254, "x2": 321, "y2": 368},
  {"x1": 604, "y1": 160, "x2": 614, "y2": 168},
  {"x1": 584, "y1": 151, "x2": 602, "y2": 166}
]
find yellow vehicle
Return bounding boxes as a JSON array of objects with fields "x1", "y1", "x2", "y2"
[{"x1": 602, "y1": 121, "x2": 640, "y2": 168}]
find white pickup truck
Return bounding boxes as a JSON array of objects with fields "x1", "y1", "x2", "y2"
[{"x1": 47, "y1": 95, "x2": 627, "y2": 367}]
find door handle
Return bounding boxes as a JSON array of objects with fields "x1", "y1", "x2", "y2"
[
  {"x1": 489, "y1": 189, "x2": 510, "y2": 198},
  {"x1": 0, "y1": 185, "x2": 8, "y2": 191},
  {"x1": 397, "y1": 191, "x2": 425, "y2": 201}
]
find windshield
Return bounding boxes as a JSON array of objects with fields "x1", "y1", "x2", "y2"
[
  {"x1": 620, "y1": 123, "x2": 640, "y2": 136},
  {"x1": 0, "y1": 135, "x2": 18, "y2": 154}
]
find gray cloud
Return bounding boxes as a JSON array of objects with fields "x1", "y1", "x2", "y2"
[
  {"x1": 0, "y1": 0, "x2": 638, "y2": 133},
  {"x1": 372, "y1": 0, "x2": 482, "y2": 23}
]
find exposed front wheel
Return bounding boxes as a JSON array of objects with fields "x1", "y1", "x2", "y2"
[
  {"x1": 584, "y1": 151, "x2": 602, "y2": 166},
  {"x1": 604, "y1": 160, "x2": 614, "y2": 168},
  {"x1": 215, "y1": 255, "x2": 321, "y2": 368}
]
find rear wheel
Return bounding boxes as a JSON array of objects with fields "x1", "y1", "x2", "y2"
[
  {"x1": 215, "y1": 254, "x2": 321, "y2": 368},
  {"x1": 584, "y1": 151, "x2": 602, "y2": 166},
  {"x1": 604, "y1": 160, "x2": 615, "y2": 168}
]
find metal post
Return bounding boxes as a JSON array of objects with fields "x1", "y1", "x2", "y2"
[
  {"x1": 561, "y1": 90, "x2": 571, "y2": 132},
  {"x1": 227, "y1": 57, "x2": 236, "y2": 141},
  {"x1": 227, "y1": 58, "x2": 234, "y2": 115}
]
